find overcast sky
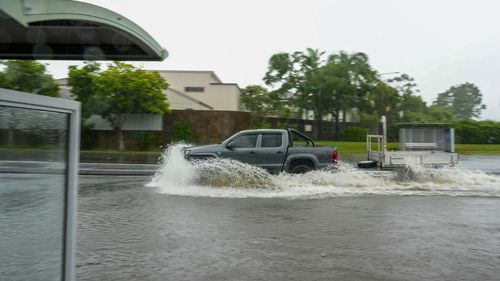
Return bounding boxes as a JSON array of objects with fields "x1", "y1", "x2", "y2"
[{"x1": 46, "y1": 0, "x2": 500, "y2": 120}]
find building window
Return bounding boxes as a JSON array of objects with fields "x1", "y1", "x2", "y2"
[{"x1": 185, "y1": 87, "x2": 204, "y2": 92}]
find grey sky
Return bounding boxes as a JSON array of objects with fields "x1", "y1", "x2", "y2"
[{"x1": 46, "y1": 0, "x2": 500, "y2": 120}]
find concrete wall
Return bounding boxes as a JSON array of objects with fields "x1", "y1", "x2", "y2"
[
  {"x1": 86, "y1": 114, "x2": 163, "y2": 131},
  {"x1": 84, "y1": 110, "x2": 251, "y2": 149},
  {"x1": 163, "y1": 110, "x2": 251, "y2": 144},
  {"x1": 81, "y1": 110, "x2": 365, "y2": 150},
  {"x1": 207, "y1": 84, "x2": 241, "y2": 111}
]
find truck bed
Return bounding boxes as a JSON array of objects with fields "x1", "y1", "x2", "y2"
[{"x1": 369, "y1": 150, "x2": 458, "y2": 168}]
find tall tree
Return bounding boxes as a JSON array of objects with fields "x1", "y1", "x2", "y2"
[
  {"x1": 0, "y1": 60, "x2": 59, "y2": 97},
  {"x1": 68, "y1": 62, "x2": 101, "y2": 120},
  {"x1": 386, "y1": 73, "x2": 429, "y2": 122},
  {"x1": 427, "y1": 105, "x2": 454, "y2": 122},
  {"x1": 0, "y1": 60, "x2": 60, "y2": 146},
  {"x1": 318, "y1": 51, "x2": 377, "y2": 138},
  {"x1": 434, "y1": 82, "x2": 486, "y2": 120},
  {"x1": 68, "y1": 61, "x2": 170, "y2": 151},
  {"x1": 264, "y1": 48, "x2": 327, "y2": 137},
  {"x1": 240, "y1": 85, "x2": 276, "y2": 114},
  {"x1": 264, "y1": 49, "x2": 377, "y2": 139},
  {"x1": 241, "y1": 85, "x2": 285, "y2": 127},
  {"x1": 366, "y1": 81, "x2": 401, "y2": 125}
]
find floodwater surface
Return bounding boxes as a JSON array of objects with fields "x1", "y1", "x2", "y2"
[{"x1": 75, "y1": 147, "x2": 500, "y2": 281}]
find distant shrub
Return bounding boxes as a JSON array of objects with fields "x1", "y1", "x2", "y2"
[
  {"x1": 454, "y1": 120, "x2": 500, "y2": 144},
  {"x1": 343, "y1": 126, "x2": 368, "y2": 141},
  {"x1": 275, "y1": 122, "x2": 289, "y2": 129},
  {"x1": 24, "y1": 128, "x2": 45, "y2": 146},
  {"x1": 136, "y1": 131, "x2": 155, "y2": 150},
  {"x1": 80, "y1": 123, "x2": 95, "y2": 149},
  {"x1": 172, "y1": 121, "x2": 195, "y2": 142},
  {"x1": 255, "y1": 121, "x2": 272, "y2": 129}
]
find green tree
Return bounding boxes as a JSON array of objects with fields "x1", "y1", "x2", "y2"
[
  {"x1": 386, "y1": 73, "x2": 432, "y2": 122},
  {"x1": 434, "y1": 82, "x2": 486, "y2": 120},
  {"x1": 0, "y1": 60, "x2": 59, "y2": 97},
  {"x1": 264, "y1": 48, "x2": 327, "y2": 137},
  {"x1": 317, "y1": 51, "x2": 377, "y2": 138},
  {"x1": 0, "y1": 60, "x2": 60, "y2": 146},
  {"x1": 427, "y1": 105, "x2": 454, "y2": 122},
  {"x1": 264, "y1": 49, "x2": 377, "y2": 139},
  {"x1": 241, "y1": 85, "x2": 286, "y2": 127},
  {"x1": 68, "y1": 61, "x2": 170, "y2": 151},
  {"x1": 67, "y1": 62, "x2": 102, "y2": 149},
  {"x1": 365, "y1": 81, "x2": 401, "y2": 131},
  {"x1": 241, "y1": 85, "x2": 273, "y2": 114},
  {"x1": 68, "y1": 62, "x2": 101, "y2": 120}
]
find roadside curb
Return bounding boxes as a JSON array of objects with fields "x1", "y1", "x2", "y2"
[
  {"x1": 79, "y1": 163, "x2": 158, "y2": 176},
  {"x1": 0, "y1": 161, "x2": 159, "y2": 176}
]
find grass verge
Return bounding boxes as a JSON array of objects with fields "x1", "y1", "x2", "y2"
[
  {"x1": 3, "y1": 143, "x2": 500, "y2": 155},
  {"x1": 315, "y1": 141, "x2": 500, "y2": 155}
]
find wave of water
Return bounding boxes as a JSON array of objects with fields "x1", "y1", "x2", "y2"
[{"x1": 147, "y1": 144, "x2": 500, "y2": 198}]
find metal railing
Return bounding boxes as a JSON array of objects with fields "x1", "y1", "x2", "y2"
[{"x1": 367, "y1": 134, "x2": 384, "y2": 165}]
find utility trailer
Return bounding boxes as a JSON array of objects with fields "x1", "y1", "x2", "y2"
[{"x1": 359, "y1": 116, "x2": 459, "y2": 169}]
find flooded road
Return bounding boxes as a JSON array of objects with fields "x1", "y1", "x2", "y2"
[{"x1": 75, "y1": 151, "x2": 500, "y2": 281}]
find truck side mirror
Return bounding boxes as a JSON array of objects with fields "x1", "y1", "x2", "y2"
[{"x1": 226, "y1": 141, "x2": 235, "y2": 150}]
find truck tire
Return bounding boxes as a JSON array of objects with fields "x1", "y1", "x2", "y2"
[
  {"x1": 357, "y1": 161, "x2": 378, "y2": 169},
  {"x1": 290, "y1": 164, "x2": 313, "y2": 174}
]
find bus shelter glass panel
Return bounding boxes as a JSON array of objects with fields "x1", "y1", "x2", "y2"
[{"x1": 0, "y1": 90, "x2": 79, "y2": 281}]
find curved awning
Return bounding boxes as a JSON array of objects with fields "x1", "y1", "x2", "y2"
[{"x1": 0, "y1": 0, "x2": 168, "y2": 61}]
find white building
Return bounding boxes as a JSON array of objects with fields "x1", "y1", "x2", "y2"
[
  {"x1": 158, "y1": 70, "x2": 242, "y2": 111},
  {"x1": 58, "y1": 70, "x2": 242, "y2": 112}
]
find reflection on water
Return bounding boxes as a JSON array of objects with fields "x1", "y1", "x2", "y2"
[
  {"x1": 76, "y1": 175, "x2": 500, "y2": 281},
  {"x1": 0, "y1": 175, "x2": 66, "y2": 281}
]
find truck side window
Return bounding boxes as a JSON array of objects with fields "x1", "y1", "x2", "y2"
[
  {"x1": 261, "y1": 133, "x2": 282, "y2": 147},
  {"x1": 230, "y1": 134, "x2": 258, "y2": 148}
]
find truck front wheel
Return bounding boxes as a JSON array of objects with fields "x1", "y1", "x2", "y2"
[{"x1": 290, "y1": 164, "x2": 313, "y2": 174}]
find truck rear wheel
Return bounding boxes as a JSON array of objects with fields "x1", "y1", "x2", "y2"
[
  {"x1": 357, "y1": 160, "x2": 378, "y2": 169},
  {"x1": 290, "y1": 164, "x2": 313, "y2": 174}
]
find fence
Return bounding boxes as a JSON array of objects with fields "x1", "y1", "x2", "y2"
[
  {"x1": 83, "y1": 110, "x2": 251, "y2": 149},
  {"x1": 81, "y1": 111, "x2": 369, "y2": 150}
]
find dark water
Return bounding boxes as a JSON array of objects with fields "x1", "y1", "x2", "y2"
[
  {"x1": 0, "y1": 174, "x2": 66, "y2": 281},
  {"x1": 2, "y1": 155, "x2": 500, "y2": 280},
  {"x1": 76, "y1": 155, "x2": 500, "y2": 281}
]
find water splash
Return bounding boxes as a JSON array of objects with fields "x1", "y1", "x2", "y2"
[
  {"x1": 147, "y1": 144, "x2": 500, "y2": 198},
  {"x1": 192, "y1": 158, "x2": 277, "y2": 189},
  {"x1": 149, "y1": 143, "x2": 276, "y2": 189},
  {"x1": 149, "y1": 143, "x2": 195, "y2": 187}
]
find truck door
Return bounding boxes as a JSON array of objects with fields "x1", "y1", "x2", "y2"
[
  {"x1": 220, "y1": 133, "x2": 259, "y2": 164},
  {"x1": 255, "y1": 132, "x2": 287, "y2": 173}
]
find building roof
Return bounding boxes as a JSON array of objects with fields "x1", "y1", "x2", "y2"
[{"x1": 157, "y1": 70, "x2": 223, "y2": 84}]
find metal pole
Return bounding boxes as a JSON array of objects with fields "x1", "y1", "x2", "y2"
[{"x1": 380, "y1": 115, "x2": 387, "y2": 152}]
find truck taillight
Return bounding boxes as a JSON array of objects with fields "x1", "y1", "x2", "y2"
[{"x1": 332, "y1": 150, "x2": 338, "y2": 163}]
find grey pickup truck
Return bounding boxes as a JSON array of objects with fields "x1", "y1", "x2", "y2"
[{"x1": 184, "y1": 129, "x2": 338, "y2": 174}]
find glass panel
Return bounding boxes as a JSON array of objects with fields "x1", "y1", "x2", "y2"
[
  {"x1": 0, "y1": 105, "x2": 68, "y2": 281},
  {"x1": 231, "y1": 134, "x2": 257, "y2": 148},
  {"x1": 261, "y1": 133, "x2": 282, "y2": 148}
]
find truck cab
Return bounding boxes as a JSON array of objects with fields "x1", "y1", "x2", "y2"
[{"x1": 184, "y1": 129, "x2": 338, "y2": 174}]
